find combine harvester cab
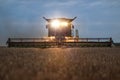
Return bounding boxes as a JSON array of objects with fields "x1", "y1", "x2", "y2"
[{"x1": 7, "y1": 17, "x2": 113, "y2": 48}]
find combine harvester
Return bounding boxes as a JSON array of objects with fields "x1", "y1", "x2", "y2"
[{"x1": 7, "y1": 17, "x2": 113, "y2": 48}]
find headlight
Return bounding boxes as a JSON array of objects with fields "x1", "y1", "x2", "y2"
[
  {"x1": 61, "y1": 22, "x2": 68, "y2": 26},
  {"x1": 50, "y1": 20, "x2": 68, "y2": 28},
  {"x1": 50, "y1": 20, "x2": 60, "y2": 28}
]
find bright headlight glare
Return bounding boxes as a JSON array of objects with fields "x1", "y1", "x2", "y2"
[
  {"x1": 61, "y1": 22, "x2": 68, "y2": 26},
  {"x1": 50, "y1": 20, "x2": 68, "y2": 28},
  {"x1": 51, "y1": 20, "x2": 60, "y2": 28}
]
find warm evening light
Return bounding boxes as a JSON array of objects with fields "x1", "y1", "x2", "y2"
[{"x1": 50, "y1": 20, "x2": 68, "y2": 28}]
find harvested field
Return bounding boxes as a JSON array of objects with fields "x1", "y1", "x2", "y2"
[{"x1": 0, "y1": 48, "x2": 120, "y2": 80}]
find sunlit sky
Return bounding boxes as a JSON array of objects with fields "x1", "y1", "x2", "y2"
[{"x1": 0, "y1": 0, "x2": 120, "y2": 45}]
